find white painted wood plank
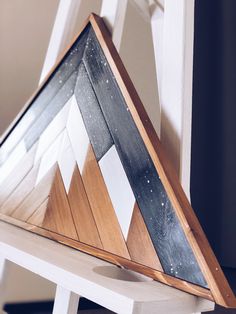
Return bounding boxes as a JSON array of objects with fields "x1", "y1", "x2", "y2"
[
  {"x1": 0, "y1": 141, "x2": 26, "y2": 184},
  {"x1": 34, "y1": 96, "x2": 73, "y2": 164},
  {"x1": 0, "y1": 256, "x2": 9, "y2": 314},
  {"x1": 100, "y1": 0, "x2": 119, "y2": 34},
  {"x1": 39, "y1": 0, "x2": 102, "y2": 84},
  {"x1": 150, "y1": 0, "x2": 164, "y2": 98},
  {"x1": 101, "y1": 0, "x2": 128, "y2": 51},
  {"x1": 66, "y1": 96, "x2": 90, "y2": 172},
  {"x1": 99, "y1": 145, "x2": 135, "y2": 240},
  {"x1": 179, "y1": 0, "x2": 195, "y2": 200},
  {"x1": 58, "y1": 131, "x2": 76, "y2": 193},
  {"x1": 35, "y1": 131, "x2": 65, "y2": 185},
  {"x1": 0, "y1": 112, "x2": 35, "y2": 165},
  {"x1": 105, "y1": 0, "x2": 161, "y2": 135},
  {"x1": 39, "y1": 0, "x2": 81, "y2": 84},
  {"x1": 160, "y1": 0, "x2": 195, "y2": 199},
  {"x1": 0, "y1": 222, "x2": 214, "y2": 314},
  {"x1": 53, "y1": 285, "x2": 80, "y2": 314}
]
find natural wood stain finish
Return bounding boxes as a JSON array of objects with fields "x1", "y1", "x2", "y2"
[
  {"x1": 27, "y1": 198, "x2": 49, "y2": 226},
  {"x1": 11, "y1": 164, "x2": 58, "y2": 221},
  {"x1": 42, "y1": 167, "x2": 78, "y2": 240},
  {"x1": 0, "y1": 161, "x2": 40, "y2": 216},
  {"x1": 68, "y1": 165, "x2": 103, "y2": 248},
  {"x1": 81, "y1": 145, "x2": 130, "y2": 259},
  {"x1": 89, "y1": 14, "x2": 236, "y2": 307},
  {"x1": 0, "y1": 142, "x2": 38, "y2": 207},
  {"x1": 127, "y1": 203, "x2": 163, "y2": 271},
  {"x1": 0, "y1": 14, "x2": 235, "y2": 308}
]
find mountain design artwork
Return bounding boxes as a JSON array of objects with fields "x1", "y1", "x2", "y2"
[{"x1": 0, "y1": 14, "x2": 235, "y2": 308}]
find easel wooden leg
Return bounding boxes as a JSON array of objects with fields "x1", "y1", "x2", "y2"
[
  {"x1": 53, "y1": 285, "x2": 80, "y2": 314},
  {"x1": 0, "y1": 256, "x2": 8, "y2": 314}
]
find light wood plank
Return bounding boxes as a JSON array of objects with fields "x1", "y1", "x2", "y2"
[
  {"x1": 82, "y1": 146, "x2": 130, "y2": 259},
  {"x1": 11, "y1": 164, "x2": 58, "y2": 221},
  {"x1": 0, "y1": 142, "x2": 38, "y2": 207},
  {"x1": 66, "y1": 95, "x2": 130, "y2": 258},
  {"x1": 27, "y1": 198, "x2": 49, "y2": 226},
  {"x1": 42, "y1": 167, "x2": 78, "y2": 241},
  {"x1": 99, "y1": 145, "x2": 135, "y2": 240},
  {"x1": 34, "y1": 98, "x2": 72, "y2": 165},
  {"x1": 68, "y1": 165, "x2": 102, "y2": 248},
  {"x1": 127, "y1": 203, "x2": 163, "y2": 271},
  {"x1": 0, "y1": 161, "x2": 40, "y2": 216}
]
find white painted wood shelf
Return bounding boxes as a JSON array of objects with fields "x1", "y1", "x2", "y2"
[{"x1": 0, "y1": 221, "x2": 214, "y2": 314}]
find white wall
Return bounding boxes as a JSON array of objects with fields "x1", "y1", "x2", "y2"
[{"x1": 0, "y1": 0, "x2": 59, "y2": 135}]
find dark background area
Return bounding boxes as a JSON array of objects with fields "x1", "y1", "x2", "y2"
[{"x1": 191, "y1": 0, "x2": 236, "y2": 300}]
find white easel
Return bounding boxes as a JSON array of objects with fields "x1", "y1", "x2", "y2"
[
  {"x1": 0, "y1": 1, "x2": 215, "y2": 313},
  {"x1": 0, "y1": 222, "x2": 214, "y2": 314}
]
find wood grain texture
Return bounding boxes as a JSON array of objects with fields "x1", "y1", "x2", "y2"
[
  {"x1": 0, "y1": 213, "x2": 214, "y2": 303},
  {"x1": 27, "y1": 198, "x2": 49, "y2": 226},
  {"x1": 83, "y1": 26, "x2": 206, "y2": 288},
  {"x1": 68, "y1": 165, "x2": 102, "y2": 248},
  {"x1": 81, "y1": 145, "x2": 130, "y2": 259},
  {"x1": 24, "y1": 71, "x2": 78, "y2": 153},
  {"x1": 0, "y1": 24, "x2": 91, "y2": 164},
  {"x1": 0, "y1": 142, "x2": 38, "y2": 207},
  {"x1": 74, "y1": 62, "x2": 113, "y2": 161},
  {"x1": 0, "y1": 161, "x2": 40, "y2": 216},
  {"x1": 36, "y1": 130, "x2": 65, "y2": 186},
  {"x1": 127, "y1": 203, "x2": 163, "y2": 271},
  {"x1": 11, "y1": 164, "x2": 58, "y2": 221},
  {"x1": 0, "y1": 14, "x2": 235, "y2": 308},
  {"x1": 90, "y1": 15, "x2": 236, "y2": 307},
  {"x1": 0, "y1": 141, "x2": 27, "y2": 185},
  {"x1": 34, "y1": 98, "x2": 72, "y2": 165},
  {"x1": 42, "y1": 167, "x2": 78, "y2": 241},
  {"x1": 99, "y1": 145, "x2": 135, "y2": 241},
  {"x1": 89, "y1": 14, "x2": 236, "y2": 307}
]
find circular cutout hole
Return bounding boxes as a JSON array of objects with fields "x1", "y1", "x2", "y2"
[{"x1": 93, "y1": 265, "x2": 151, "y2": 282}]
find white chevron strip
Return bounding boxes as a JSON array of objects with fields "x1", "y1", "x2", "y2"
[
  {"x1": 34, "y1": 96, "x2": 74, "y2": 164},
  {"x1": 58, "y1": 131, "x2": 76, "y2": 193},
  {"x1": 99, "y1": 145, "x2": 135, "y2": 240},
  {"x1": 66, "y1": 95, "x2": 90, "y2": 172},
  {"x1": 0, "y1": 140, "x2": 26, "y2": 184},
  {"x1": 35, "y1": 131, "x2": 66, "y2": 186}
]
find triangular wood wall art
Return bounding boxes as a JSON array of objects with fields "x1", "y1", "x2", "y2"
[{"x1": 0, "y1": 14, "x2": 235, "y2": 308}]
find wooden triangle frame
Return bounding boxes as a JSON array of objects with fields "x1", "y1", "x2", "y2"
[{"x1": 0, "y1": 14, "x2": 235, "y2": 308}]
